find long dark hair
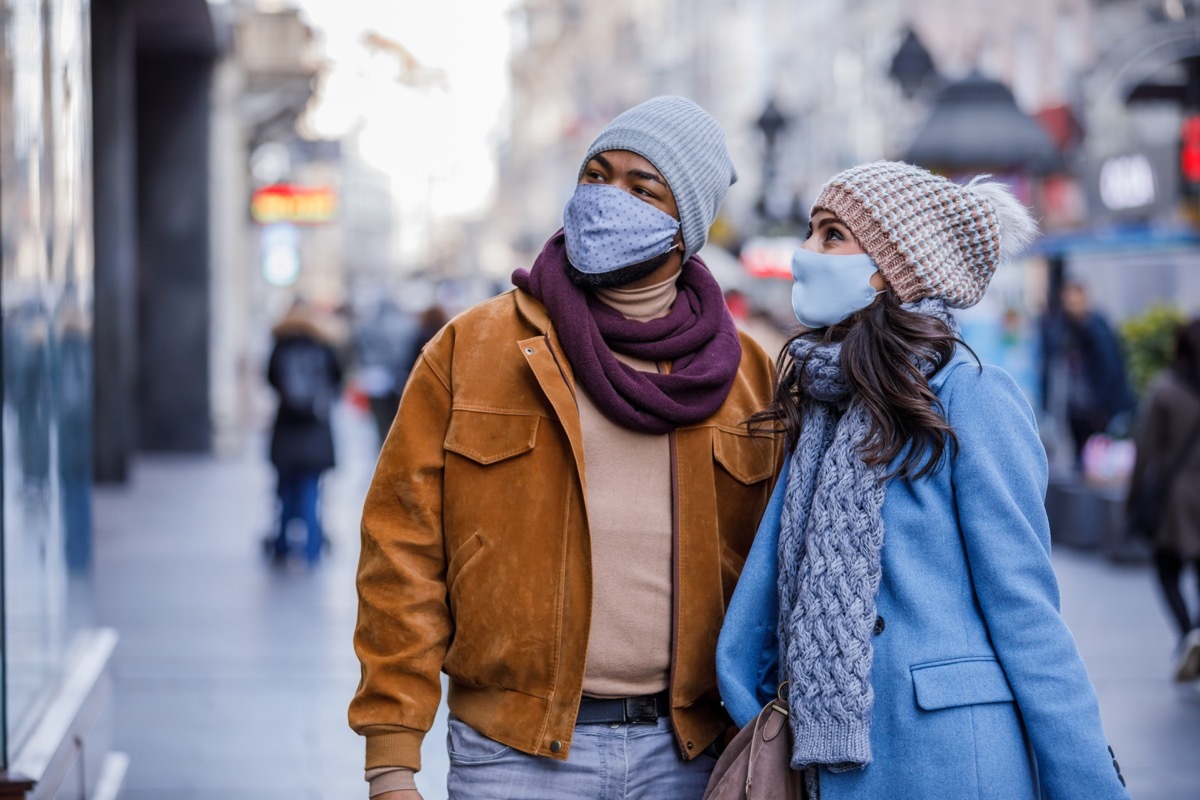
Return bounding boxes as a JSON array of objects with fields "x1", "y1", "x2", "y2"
[
  {"x1": 749, "y1": 291, "x2": 974, "y2": 480},
  {"x1": 1172, "y1": 319, "x2": 1200, "y2": 391}
]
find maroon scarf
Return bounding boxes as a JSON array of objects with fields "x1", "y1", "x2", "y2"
[{"x1": 511, "y1": 231, "x2": 743, "y2": 434}]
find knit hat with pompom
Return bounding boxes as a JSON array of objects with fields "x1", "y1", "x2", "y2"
[{"x1": 812, "y1": 161, "x2": 1037, "y2": 308}]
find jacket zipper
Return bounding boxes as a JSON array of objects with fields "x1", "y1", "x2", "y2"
[
  {"x1": 541, "y1": 330, "x2": 583, "y2": 753},
  {"x1": 668, "y1": 427, "x2": 685, "y2": 757}
]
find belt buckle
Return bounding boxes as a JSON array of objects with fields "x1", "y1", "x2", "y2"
[{"x1": 623, "y1": 695, "x2": 658, "y2": 724}]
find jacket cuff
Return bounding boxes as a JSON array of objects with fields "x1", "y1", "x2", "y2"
[{"x1": 365, "y1": 728, "x2": 425, "y2": 772}]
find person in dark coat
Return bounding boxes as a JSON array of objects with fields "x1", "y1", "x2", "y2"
[
  {"x1": 1128, "y1": 319, "x2": 1200, "y2": 679},
  {"x1": 1042, "y1": 282, "x2": 1134, "y2": 463},
  {"x1": 266, "y1": 300, "x2": 343, "y2": 564},
  {"x1": 404, "y1": 303, "x2": 448, "y2": 379},
  {"x1": 353, "y1": 297, "x2": 417, "y2": 447}
]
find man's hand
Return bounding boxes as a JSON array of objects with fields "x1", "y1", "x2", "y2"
[{"x1": 373, "y1": 792, "x2": 423, "y2": 800}]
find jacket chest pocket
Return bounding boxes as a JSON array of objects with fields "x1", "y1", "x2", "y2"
[
  {"x1": 444, "y1": 409, "x2": 540, "y2": 465},
  {"x1": 713, "y1": 428, "x2": 776, "y2": 486},
  {"x1": 442, "y1": 409, "x2": 545, "y2": 553}
]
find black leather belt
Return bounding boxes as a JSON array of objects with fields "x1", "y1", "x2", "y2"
[{"x1": 576, "y1": 690, "x2": 671, "y2": 725}]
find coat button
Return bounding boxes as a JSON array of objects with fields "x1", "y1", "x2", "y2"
[
  {"x1": 873, "y1": 615, "x2": 885, "y2": 635},
  {"x1": 549, "y1": 740, "x2": 562, "y2": 753},
  {"x1": 524, "y1": 347, "x2": 535, "y2": 355},
  {"x1": 686, "y1": 741, "x2": 694, "y2": 750},
  {"x1": 1113, "y1": 758, "x2": 1121, "y2": 772}
]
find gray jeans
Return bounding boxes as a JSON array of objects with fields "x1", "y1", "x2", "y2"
[{"x1": 446, "y1": 715, "x2": 717, "y2": 800}]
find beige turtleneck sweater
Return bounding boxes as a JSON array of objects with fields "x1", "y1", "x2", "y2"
[
  {"x1": 579, "y1": 272, "x2": 679, "y2": 698},
  {"x1": 366, "y1": 272, "x2": 682, "y2": 797}
]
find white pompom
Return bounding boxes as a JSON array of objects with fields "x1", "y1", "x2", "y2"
[{"x1": 964, "y1": 176, "x2": 1039, "y2": 263}]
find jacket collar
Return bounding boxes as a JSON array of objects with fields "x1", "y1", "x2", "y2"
[
  {"x1": 514, "y1": 286, "x2": 553, "y2": 334},
  {"x1": 929, "y1": 347, "x2": 977, "y2": 392}
]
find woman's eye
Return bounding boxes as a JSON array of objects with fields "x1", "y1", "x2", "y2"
[
  {"x1": 825, "y1": 228, "x2": 844, "y2": 242},
  {"x1": 805, "y1": 225, "x2": 813, "y2": 239}
]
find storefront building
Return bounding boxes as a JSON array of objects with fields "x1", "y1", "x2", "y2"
[
  {"x1": 0, "y1": 1, "x2": 123, "y2": 797},
  {"x1": 1, "y1": 0, "x2": 221, "y2": 794}
]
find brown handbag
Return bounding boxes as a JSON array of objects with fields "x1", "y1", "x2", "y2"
[{"x1": 702, "y1": 688, "x2": 805, "y2": 800}]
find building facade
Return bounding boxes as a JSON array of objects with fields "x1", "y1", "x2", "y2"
[{"x1": 0, "y1": 0, "x2": 120, "y2": 796}]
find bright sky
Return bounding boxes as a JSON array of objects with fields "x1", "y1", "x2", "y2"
[{"x1": 295, "y1": 0, "x2": 516, "y2": 228}]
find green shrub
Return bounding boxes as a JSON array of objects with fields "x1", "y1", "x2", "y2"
[{"x1": 1120, "y1": 305, "x2": 1186, "y2": 398}]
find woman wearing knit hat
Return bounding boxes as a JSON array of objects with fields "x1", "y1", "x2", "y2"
[{"x1": 712, "y1": 161, "x2": 1131, "y2": 799}]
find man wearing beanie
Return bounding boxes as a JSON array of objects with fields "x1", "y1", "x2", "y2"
[{"x1": 349, "y1": 96, "x2": 783, "y2": 799}]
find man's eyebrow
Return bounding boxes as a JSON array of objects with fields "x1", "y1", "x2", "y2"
[
  {"x1": 629, "y1": 169, "x2": 666, "y2": 186},
  {"x1": 587, "y1": 153, "x2": 612, "y2": 172}
]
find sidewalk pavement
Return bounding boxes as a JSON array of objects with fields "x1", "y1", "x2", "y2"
[
  {"x1": 92, "y1": 405, "x2": 1200, "y2": 799},
  {"x1": 92, "y1": 405, "x2": 451, "y2": 800}
]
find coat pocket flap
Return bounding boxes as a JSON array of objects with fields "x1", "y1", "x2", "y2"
[
  {"x1": 444, "y1": 410, "x2": 539, "y2": 465},
  {"x1": 713, "y1": 429, "x2": 775, "y2": 485},
  {"x1": 911, "y1": 657, "x2": 1014, "y2": 711}
]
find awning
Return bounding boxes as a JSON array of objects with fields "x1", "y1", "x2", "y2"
[
  {"x1": 1034, "y1": 224, "x2": 1200, "y2": 257},
  {"x1": 903, "y1": 71, "x2": 1061, "y2": 174}
]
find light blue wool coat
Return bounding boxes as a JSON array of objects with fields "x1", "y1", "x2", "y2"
[{"x1": 718, "y1": 351, "x2": 1130, "y2": 800}]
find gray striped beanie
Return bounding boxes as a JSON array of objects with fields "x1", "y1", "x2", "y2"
[
  {"x1": 813, "y1": 161, "x2": 1037, "y2": 308},
  {"x1": 580, "y1": 96, "x2": 738, "y2": 260}
]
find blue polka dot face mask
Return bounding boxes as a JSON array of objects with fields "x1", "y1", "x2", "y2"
[
  {"x1": 790, "y1": 247, "x2": 883, "y2": 329},
  {"x1": 563, "y1": 183, "x2": 681, "y2": 274}
]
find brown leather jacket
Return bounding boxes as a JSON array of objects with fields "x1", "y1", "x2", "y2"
[{"x1": 349, "y1": 289, "x2": 783, "y2": 771}]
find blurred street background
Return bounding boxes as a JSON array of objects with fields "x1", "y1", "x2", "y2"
[{"x1": 3, "y1": 0, "x2": 1200, "y2": 797}]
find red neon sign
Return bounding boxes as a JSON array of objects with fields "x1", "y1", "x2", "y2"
[
  {"x1": 1181, "y1": 115, "x2": 1200, "y2": 185},
  {"x1": 251, "y1": 184, "x2": 338, "y2": 225}
]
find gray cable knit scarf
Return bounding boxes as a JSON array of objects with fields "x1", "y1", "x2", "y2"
[{"x1": 778, "y1": 298, "x2": 958, "y2": 772}]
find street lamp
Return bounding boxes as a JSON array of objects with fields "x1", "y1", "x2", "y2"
[
  {"x1": 889, "y1": 27, "x2": 939, "y2": 100},
  {"x1": 755, "y1": 98, "x2": 790, "y2": 221}
]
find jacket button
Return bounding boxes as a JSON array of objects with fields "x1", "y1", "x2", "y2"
[
  {"x1": 524, "y1": 347, "x2": 535, "y2": 355},
  {"x1": 873, "y1": 615, "x2": 886, "y2": 635},
  {"x1": 1113, "y1": 758, "x2": 1121, "y2": 772},
  {"x1": 549, "y1": 739, "x2": 562, "y2": 753},
  {"x1": 686, "y1": 741, "x2": 694, "y2": 750}
]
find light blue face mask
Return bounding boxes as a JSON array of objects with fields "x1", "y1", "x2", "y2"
[
  {"x1": 563, "y1": 183, "x2": 681, "y2": 274},
  {"x1": 790, "y1": 248, "x2": 883, "y2": 329}
]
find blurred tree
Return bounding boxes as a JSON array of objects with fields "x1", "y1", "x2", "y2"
[{"x1": 1121, "y1": 305, "x2": 1187, "y2": 398}]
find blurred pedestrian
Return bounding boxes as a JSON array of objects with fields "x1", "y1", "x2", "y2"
[
  {"x1": 266, "y1": 299, "x2": 343, "y2": 565},
  {"x1": 1042, "y1": 281, "x2": 1134, "y2": 463},
  {"x1": 5, "y1": 304, "x2": 52, "y2": 494},
  {"x1": 1127, "y1": 319, "x2": 1200, "y2": 680},
  {"x1": 404, "y1": 302, "x2": 448, "y2": 378},
  {"x1": 58, "y1": 303, "x2": 93, "y2": 570},
  {"x1": 718, "y1": 162, "x2": 1129, "y2": 798},
  {"x1": 349, "y1": 96, "x2": 782, "y2": 800},
  {"x1": 353, "y1": 297, "x2": 416, "y2": 446}
]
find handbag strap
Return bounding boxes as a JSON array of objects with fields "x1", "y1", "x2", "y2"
[{"x1": 745, "y1": 698, "x2": 791, "y2": 797}]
